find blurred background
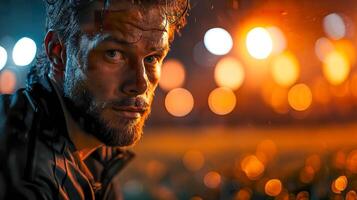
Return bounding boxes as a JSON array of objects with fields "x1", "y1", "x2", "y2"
[{"x1": 1, "y1": 0, "x2": 357, "y2": 199}]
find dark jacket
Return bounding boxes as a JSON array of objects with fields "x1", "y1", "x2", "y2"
[{"x1": 0, "y1": 77, "x2": 134, "y2": 200}]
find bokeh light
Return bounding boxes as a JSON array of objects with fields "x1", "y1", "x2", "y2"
[
  {"x1": 288, "y1": 84, "x2": 312, "y2": 111},
  {"x1": 12, "y1": 37, "x2": 37, "y2": 66},
  {"x1": 234, "y1": 188, "x2": 252, "y2": 200},
  {"x1": 266, "y1": 26, "x2": 287, "y2": 54},
  {"x1": 323, "y1": 51, "x2": 350, "y2": 85},
  {"x1": 334, "y1": 176, "x2": 348, "y2": 192},
  {"x1": 208, "y1": 87, "x2": 236, "y2": 115},
  {"x1": 271, "y1": 51, "x2": 300, "y2": 87},
  {"x1": 204, "y1": 28, "x2": 233, "y2": 55},
  {"x1": 203, "y1": 171, "x2": 221, "y2": 189},
  {"x1": 159, "y1": 59, "x2": 186, "y2": 91},
  {"x1": 264, "y1": 179, "x2": 282, "y2": 197},
  {"x1": 256, "y1": 139, "x2": 277, "y2": 164},
  {"x1": 246, "y1": 27, "x2": 273, "y2": 59},
  {"x1": 241, "y1": 155, "x2": 265, "y2": 180},
  {"x1": 323, "y1": 13, "x2": 346, "y2": 40},
  {"x1": 315, "y1": 37, "x2": 335, "y2": 62},
  {"x1": 214, "y1": 56, "x2": 245, "y2": 90},
  {"x1": 347, "y1": 150, "x2": 357, "y2": 174},
  {"x1": 300, "y1": 166, "x2": 315, "y2": 184},
  {"x1": 0, "y1": 46, "x2": 7, "y2": 70},
  {"x1": 0, "y1": 69, "x2": 16, "y2": 94},
  {"x1": 165, "y1": 88, "x2": 194, "y2": 117},
  {"x1": 182, "y1": 150, "x2": 205, "y2": 172},
  {"x1": 346, "y1": 190, "x2": 357, "y2": 200}
]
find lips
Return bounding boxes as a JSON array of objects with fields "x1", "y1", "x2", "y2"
[{"x1": 111, "y1": 106, "x2": 147, "y2": 119}]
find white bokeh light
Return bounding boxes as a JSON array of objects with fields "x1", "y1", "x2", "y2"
[
  {"x1": 323, "y1": 13, "x2": 346, "y2": 40},
  {"x1": 12, "y1": 37, "x2": 37, "y2": 66},
  {"x1": 246, "y1": 27, "x2": 273, "y2": 59},
  {"x1": 204, "y1": 28, "x2": 233, "y2": 56},
  {"x1": 0, "y1": 46, "x2": 7, "y2": 70},
  {"x1": 266, "y1": 26, "x2": 287, "y2": 55}
]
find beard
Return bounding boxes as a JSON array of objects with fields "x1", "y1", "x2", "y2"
[{"x1": 62, "y1": 52, "x2": 153, "y2": 147}]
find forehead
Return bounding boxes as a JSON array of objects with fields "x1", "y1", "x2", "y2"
[{"x1": 78, "y1": 1, "x2": 169, "y2": 41}]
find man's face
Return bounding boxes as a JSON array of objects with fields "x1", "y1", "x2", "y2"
[{"x1": 63, "y1": 1, "x2": 170, "y2": 146}]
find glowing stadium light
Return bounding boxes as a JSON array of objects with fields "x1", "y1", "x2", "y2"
[
  {"x1": 214, "y1": 56, "x2": 245, "y2": 90},
  {"x1": 323, "y1": 51, "x2": 350, "y2": 85},
  {"x1": 271, "y1": 51, "x2": 300, "y2": 87},
  {"x1": 246, "y1": 27, "x2": 273, "y2": 59},
  {"x1": 208, "y1": 87, "x2": 236, "y2": 115},
  {"x1": 266, "y1": 26, "x2": 287, "y2": 54},
  {"x1": 159, "y1": 59, "x2": 186, "y2": 91},
  {"x1": 0, "y1": 46, "x2": 7, "y2": 70},
  {"x1": 12, "y1": 37, "x2": 37, "y2": 66},
  {"x1": 288, "y1": 83, "x2": 312, "y2": 111},
  {"x1": 204, "y1": 28, "x2": 233, "y2": 56},
  {"x1": 323, "y1": 13, "x2": 346, "y2": 40},
  {"x1": 165, "y1": 88, "x2": 194, "y2": 117}
]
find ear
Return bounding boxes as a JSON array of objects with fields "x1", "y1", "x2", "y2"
[{"x1": 45, "y1": 30, "x2": 66, "y2": 80}]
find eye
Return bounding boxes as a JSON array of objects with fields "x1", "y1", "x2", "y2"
[
  {"x1": 144, "y1": 55, "x2": 159, "y2": 65},
  {"x1": 104, "y1": 50, "x2": 124, "y2": 63}
]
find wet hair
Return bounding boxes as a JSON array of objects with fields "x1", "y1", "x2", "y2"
[{"x1": 28, "y1": 0, "x2": 189, "y2": 85}]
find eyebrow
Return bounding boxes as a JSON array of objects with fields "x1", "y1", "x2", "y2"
[{"x1": 99, "y1": 34, "x2": 170, "y2": 54}]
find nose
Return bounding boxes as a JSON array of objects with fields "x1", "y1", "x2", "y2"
[{"x1": 121, "y1": 60, "x2": 148, "y2": 96}]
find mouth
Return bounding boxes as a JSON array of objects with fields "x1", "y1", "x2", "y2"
[{"x1": 111, "y1": 106, "x2": 147, "y2": 119}]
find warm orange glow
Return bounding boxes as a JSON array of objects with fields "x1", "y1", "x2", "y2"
[
  {"x1": 235, "y1": 188, "x2": 252, "y2": 200},
  {"x1": 333, "y1": 151, "x2": 346, "y2": 169},
  {"x1": 145, "y1": 160, "x2": 167, "y2": 180},
  {"x1": 299, "y1": 166, "x2": 315, "y2": 184},
  {"x1": 0, "y1": 69, "x2": 16, "y2": 94},
  {"x1": 246, "y1": 27, "x2": 273, "y2": 59},
  {"x1": 267, "y1": 26, "x2": 287, "y2": 55},
  {"x1": 270, "y1": 87, "x2": 289, "y2": 114},
  {"x1": 288, "y1": 84, "x2": 312, "y2": 111},
  {"x1": 346, "y1": 190, "x2": 357, "y2": 200},
  {"x1": 208, "y1": 87, "x2": 236, "y2": 115},
  {"x1": 165, "y1": 88, "x2": 194, "y2": 117},
  {"x1": 159, "y1": 59, "x2": 186, "y2": 91},
  {"x1": 241, "y1": 155, "x2": 265, "y2": 180},
  {"x1": 323, "y1": 51, "x2": 350, "y2": 85},
  {"x1": 214, "y1": 56, "x2": 245, "y2": 90},
  {"x1": 305, "y1": 154, "x2": 321, "y2": 172},
  {"x1": 315, "y1": 37, "x2": 335, "y2": 62},
  {"x1": 350, "y1": 74, "x2": 357, "y2": 98},
  {"x1": 203, "y1": 171, "x2": 221, "y2": 189},
  {"x1": 182, "y1": 150, "x2": 205, "y2": 172},
  {"x1": 334, "y1": 176, "x2": 348, "y2": 192},
  {"x1": 256, "y1": 140, "x2": 277, "y2": 164},
  {"x1": 264, "y1": 179, "x2": 282, "y2": 197},
  {"x1": 271, "y1": 51, "x2": 300, "y2": 87},
  {"x1": 190, "y1": 196, "x2": 203, "y2": 200},
  {"x1": 296, "y1": 191, "x2": 310, "y2": 200},
  {"x1": 312, "y1": 77, "x2": 331, "y2": 104},
  {"x1": 347, "y1": 150, "x2": 357, "y2": 173}
]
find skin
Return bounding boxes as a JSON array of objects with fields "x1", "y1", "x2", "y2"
[{"x1": 45, "y1": 1, "x2": 171, "y2": 148}]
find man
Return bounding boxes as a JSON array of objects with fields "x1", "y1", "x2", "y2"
[{"x1": 0, "y1": 0, "x2": 188, "y2": 199}]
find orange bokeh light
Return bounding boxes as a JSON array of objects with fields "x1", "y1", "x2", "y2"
[
  {"x1": 288, "y1": 83, "x2": 312, "y2": 111},
  {"x1": 214, "y1": 56, "x2": 245, "y2": 90},
  {"x1": 271, "y1": 51, "x2": 300, "y2": 87},
  {"x1": 159, "y1": 59, "x2": 186, "y2": 91},
  {"x1": 165, "y1": 88, "x2": 194, "y2": 117},
  {"x1": 264, "y1": 179, "x2": 282, "y2": 197},
  {"x1": 0, "y1": 69, "x2": 16, "y2": 94},
  {"x1": 346, "y1": 190, "x2": 357, "y2": 200},
  {"x1": 203, "y1": 171, "x2": 221, "y2": 189},
  {"x1": 334, "y1": 176, "x2": 348, "y2": 192},
  {"x1": 182, "y1": 150, "x2": 205, "y2": 172},
  {"x1": 208, "y1": 87, "x2": 237, "y2": 115},
  {"x1": 241, "y1": 155, "x2": 265, "y2": 180}
]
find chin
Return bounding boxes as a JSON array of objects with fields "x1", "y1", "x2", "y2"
[{"x1": 94, "y1": 109, "x2": 147, "y2": 147}]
